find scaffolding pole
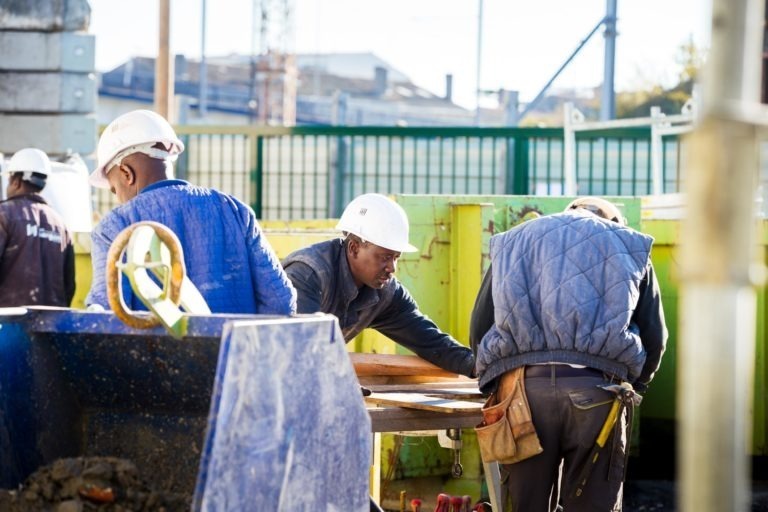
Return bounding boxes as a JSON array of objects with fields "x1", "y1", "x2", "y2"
[{"x1": 678, "y1": 0, "x2": 765, "y2": 511}]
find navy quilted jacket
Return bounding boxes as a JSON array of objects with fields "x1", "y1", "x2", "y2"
[
  {"x1": 476, "y1": 209, "x2": 656, "y2": 391},
  {"x1": 86, "y1": 180, "x2": 296, "y2": 315}
]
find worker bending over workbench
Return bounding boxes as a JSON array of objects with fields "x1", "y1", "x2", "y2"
[
  {"x1": 283, "y1": 193, "x2": 475, "y2": 377},
  {"x1": 284, "y1": 193, "x2": 474, "y2": 512},
  {"x1": 85, "y1": 109, "x2": 295, "y2": 315}
]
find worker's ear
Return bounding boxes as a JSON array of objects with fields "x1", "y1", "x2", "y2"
[
  {"x1": 118, "y1": 163, "x2": 136, "y2": 186},
  {"x1": 347, "y1": 238, "x2": 360, "y2": 258}
]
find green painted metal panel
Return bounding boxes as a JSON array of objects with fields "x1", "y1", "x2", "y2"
[
  {"x1": 636, "y1": 220, "x2": 678, "y2": 421},
  {"x1": 389, "y1": 195, "x2": 645, "y2": 482}
]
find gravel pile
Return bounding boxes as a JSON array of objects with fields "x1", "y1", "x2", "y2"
[{"x1": 0, "y1": 457, "x2": 190, "y2": 512}]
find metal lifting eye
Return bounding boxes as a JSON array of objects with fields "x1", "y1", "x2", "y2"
[{"x1": 106, "y1": 221, "x2": 210, "y2": 338}]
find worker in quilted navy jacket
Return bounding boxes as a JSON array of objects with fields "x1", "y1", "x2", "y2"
[
  {"x1": 470, "y1": 197, "x2": 667, "y2": 511},
  {"x1": 85, "y1": 110, "x2": 295, "y2": 315},
  {"x1": 283, "y1": 193, "x2": 475, "y2": 378}
]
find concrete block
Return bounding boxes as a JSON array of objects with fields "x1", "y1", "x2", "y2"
[
  {"x1": 0, "y1": 72, "x2": 95, "y2": 112},
  {"x1": 0, "y1": 0, "x2": 90, "y2": 31},
  {"x1": 0, "y1": 113, "x2": 96, "y2": 154},
  {"x1": 0, "y1": 32, "x2": 95, "y2": 72}
]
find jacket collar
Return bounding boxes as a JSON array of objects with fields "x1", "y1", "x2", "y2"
[
  {"x1": 139, "y1": 179, "x2": 189, "y2": 195},
  {"x1": 338, "y1": 243, "x2": 380, "y2": 310},
  {"x1": 0, "y1": 193, "x2": 48, "y2": 206}
]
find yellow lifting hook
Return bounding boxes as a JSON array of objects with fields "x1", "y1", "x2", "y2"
[{"x1": 106, "y1": 221, "x2": 210, "y2": 338}]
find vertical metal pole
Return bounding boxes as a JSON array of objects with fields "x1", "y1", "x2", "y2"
[
  {"x1": 199, "y1": 0, "x2": 208, "y2": 118},
  {"x1": 475, "y1": 0, "x2": 483, "y2": 126},
  {"x1": 649, "y1": 106, "x2": 664, "y2": 195},
  {"x1": 678, "y1": 0, "x2": 764, "y2": 511},
  {"x1": 600, "y1": 0, "x2": 617, "y2": 121},
  {"x1": 563, "y1": 102, "x2": 579, "y2": 195},
  {"x1": 155, "y1": 0, "x2": 174, "y2": 120},
  {"x1": 449, "y1": 203, "x2": 483, "y2": 343}
]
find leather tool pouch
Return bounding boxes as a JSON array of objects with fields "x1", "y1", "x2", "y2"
[{"x1": 474, "y1": 367, "x2": 543, "y2": 464}]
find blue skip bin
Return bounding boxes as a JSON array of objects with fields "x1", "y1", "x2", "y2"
[{"x1": 0, "y1": 308, "x2": 371, "y2": 511}]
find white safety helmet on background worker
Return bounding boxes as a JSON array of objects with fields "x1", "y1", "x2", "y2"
[
  {"x1": 336, "y1": 193, "x2": 418, "y2": 253},
  {"x1": 90, "y1": 109, "x2": 184, "y2": 189},
  {"x1": 565, "y1": 196, "x2": 627, "y2": 226},
  {"x1": 1, "y1": 148, "x2": 51, "y2": 188}
]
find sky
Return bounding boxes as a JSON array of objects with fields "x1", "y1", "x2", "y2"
[{"x1": 87, "y1": 0, "x2": 712, "y2": 110}]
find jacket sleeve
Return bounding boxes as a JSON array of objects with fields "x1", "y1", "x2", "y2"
[
  {"x1": 632, "y1": 262, "x2": 668, "y2": 391},
  {"x1": 369, "y1": 283, "x2": 476, "y2": 377},
  {"x1": 85, "y1": 216, "x2": 138, "y2": 310},
  {"x1": 283, "y1": 261, "x2": 323, "y2": 314},
  {"x1": 85, "y1": 222, "x2": 112, "y2": 308},
  {"x1": 63, "y1": 239, "x2": 76, "y2": 306},
  {"x1": 244, "y1": 211, "x2": 297, "y2": 315},
  {"x1": 470, "y1": 264, "x2": 495, "y2": 357}
]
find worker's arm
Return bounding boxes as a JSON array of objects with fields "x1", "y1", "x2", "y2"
[
  {"x1": 85, "y1": 222, "x2": 114, "y2": 309},
  {"x1": 85, "y1": 217, "x2": 140, "y2": 310},
  {"x1": 631, "y1": 262, "x2": 668, "y2": 392},
  {"x1": 244, "y1": 214, "x2": 297, "y2": 315},
  {"x1": 469, "y1": 264, "x2": 494, "y2": 356},
  {"x1": 63, "y1": 239, "x2": 76, "y2": 307},
  {"x1": 0, "y1": 220, "x2": 7, "y2": 264},
  {"x1": 369, "y1": 283, "x2": 475, "y2": 377},
  {"x1": 283, "y1": 261, "x2": 324, "y2": 313}
]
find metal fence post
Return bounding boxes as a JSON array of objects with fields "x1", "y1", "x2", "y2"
[
  {"x1": 650, "y1": 106, "x2": 665, "y2": 195},
  {"x1": 563, "y1": 102, "x2": 582, "y2": 195},
  {"x1": 503, "y1": 91, "x2": 521, "y2": 195},
  {"x1": 249, "y1": 133, "x2": 263, "y2": 218},
  {"x1": 511, "y1": 135, "x2": 529, "y2": 195}
]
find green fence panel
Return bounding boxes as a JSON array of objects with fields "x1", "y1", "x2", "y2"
[{"x1": 92, "y1": 125, "x2": 684, "y2": 221}]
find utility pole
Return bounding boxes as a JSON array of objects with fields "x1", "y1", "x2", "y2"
[
  {"x1": 154, "y1": 0, "x2": 174, "y2": 120},
  {"x1": 475, "y1": 0, "x2": 483, "y2": 126},
  {"x1": 600, "y1": 0, "x2": 617, "y2": 120},
  {"x1": 199, "y1": 0, "x2": 208, "y2": 118}
]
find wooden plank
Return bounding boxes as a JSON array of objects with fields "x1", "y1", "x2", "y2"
[
  {"x1": 350, "y1": 353, "x2": 459, "y2": 378},
  {"x1": 365, "y1": 392, "x2": 483, "y2": 413},
  {"x1": 366, "y1": 384, "x2": 482, "y2": 400},
  {"x1": 358, "y1": 374, "x2": 471, "y2": 386},
  {"x1": 367, "y1": 407, "x2": 481, "y2": 432}
]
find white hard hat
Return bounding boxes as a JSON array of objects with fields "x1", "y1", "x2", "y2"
[
  {"x1": 336, "y1": 193, "x2": 418, "y2": 253},
  {"x1": 90, "y1": 109, "x2": 184, "y2": 189},
  {"x1": 3, "y1": 148, "x2": 51, "y2": 188},
  {"x1": 565, "y1": 196, "x2": 626, "y2": 225}
]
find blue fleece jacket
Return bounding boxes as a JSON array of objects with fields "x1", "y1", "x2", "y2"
[{"x1": 86, "y1": 180, "x2": 296, "y2": 315}]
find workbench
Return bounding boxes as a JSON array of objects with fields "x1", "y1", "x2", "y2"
[{"x1": 361, "y1": 379, "x2": 502, "y2": 512}]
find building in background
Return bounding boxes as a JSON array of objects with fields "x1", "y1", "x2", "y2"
[{"x1": 98, "y1": 52, "x2": 478, "y2": 126}]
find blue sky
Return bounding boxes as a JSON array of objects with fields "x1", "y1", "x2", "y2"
[{"x1": 88, "y1": 0, "x2": 712, "y2": 109}]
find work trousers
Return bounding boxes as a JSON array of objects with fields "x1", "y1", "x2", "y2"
[{"x1": 502, "y1": 366, "x2": 627, "y2": 512}]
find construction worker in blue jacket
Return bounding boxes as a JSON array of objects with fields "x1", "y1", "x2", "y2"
[
  {"x1": 470, "y1": 197, "x2": 667, "y2": 511},
  {"x1": 85, "y1": 109, "x2": 295, "y2": 315}
]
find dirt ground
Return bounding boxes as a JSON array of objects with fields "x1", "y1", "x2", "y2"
[
  {"x1": 624, "y1": 479, "x2": 768, "y2": 512},
  {"x1": 0, "y1": 457, "x2": 190, "y2": 512}
]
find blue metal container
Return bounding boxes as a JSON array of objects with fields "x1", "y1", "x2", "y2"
[{"x1": 0, "y1": 308, "x2": 371, "y2": 511}]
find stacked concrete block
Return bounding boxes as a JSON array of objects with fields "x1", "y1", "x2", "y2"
[{"x1": 0, "y1": 0, "x2": 96, "y2": 156}]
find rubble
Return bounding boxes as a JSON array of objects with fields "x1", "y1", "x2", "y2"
[{"x1": 0, "y1": 457, "x2": 190, "y2": 512}]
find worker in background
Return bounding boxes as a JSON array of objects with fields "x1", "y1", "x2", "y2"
[
  {"x1": 85, "y1": 109, "x2": 295, "y2": 315},
  {"x1": 283, "y1": 193, "x2": 475, "y2": 377},
  {"x1": 470, "y1": 197, "x2": 667, "y2": 511},
  {"x1": 0, "y1": 148, "x2": 75, "y2": 307},
  {"x1": 284, "y1": 193, "x2": 473, "y2": 512}
]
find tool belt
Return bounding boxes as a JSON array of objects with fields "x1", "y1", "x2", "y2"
[{"x1": 474, "y1": 367, "x2": 543, "y2": 464}]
